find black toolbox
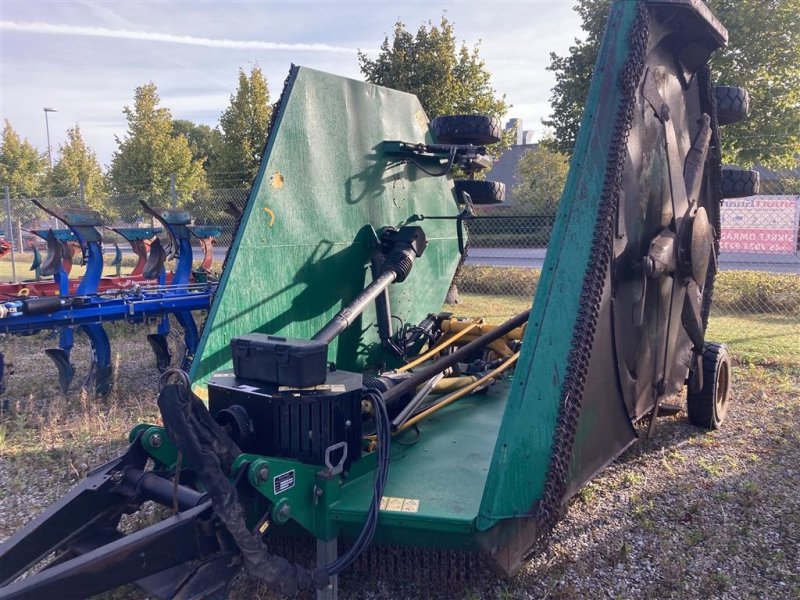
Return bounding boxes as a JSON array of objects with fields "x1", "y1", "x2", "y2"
[{"x1": 230, "y1": 334, "x2": 328, "y2": 388}]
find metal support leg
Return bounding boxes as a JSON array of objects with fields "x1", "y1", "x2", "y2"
[{"x1": 316, "y1": 539, "x2": 338, "y2": 600}]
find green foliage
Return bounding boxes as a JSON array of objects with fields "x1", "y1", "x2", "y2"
[
  {"x1": 48, "y1": 124, "x2": 110, "y2": 216},
  {"x1": 712, "y1": 270, "x2": 800, "y2": 314},
  {"x1": 542, "y1": 0, "x2": 608, "y2": 154},
  {"x1": 0, "y1": 121, "x2": 48, "y2": 224},
  {"x1": 544, "y1": 0, "x2": 800, "y2": 168},
  {"x1": 211, "y1": 65, "x2": 271, "y2": 187},
  {"x1": 0, "y1": 120, "x2": 47, "y2": 198},
  {"x1": 513, "y1": 144, "x2": 570, "y2": 213},
  {"x1": 109, "y1": 83, "x2": 206, "y2": 220},
  {"x1": 172, "y1": 119, "x2": 222, "y2": 173},
  {"x1": 358, "y1": 16, "x2": 508, "y2": 121}
]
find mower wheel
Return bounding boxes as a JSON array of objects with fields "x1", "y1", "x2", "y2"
[
  {"x1": 721, "y1": 167, "x2": 760, "y2": 199},
  {"x1": 455, "y1": 179, "x2": 506, "y2": 205},
  {"x1": 687, "y1": 342, "x2": 731, "y2": 429},
  {"x1": 431, "y1": 115, "x2": 503, "y2": 145},
  {"x1": 714, "y1": 86, "x2": 750, "y2": 126}
]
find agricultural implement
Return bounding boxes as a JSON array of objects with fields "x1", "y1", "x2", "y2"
[
  {"x1": 0, "y1": 201, "x2": 222, "y2": 395},
  {"x1": 0, "y1": 204, "x2": 221, "y2": 298},
  {"x1": 0, "y1": 0, "x2": 759, "y2": 598}
]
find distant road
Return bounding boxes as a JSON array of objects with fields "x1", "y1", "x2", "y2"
[
  {"x1": 464, "y1": 247, "x2": 800, "y2": 274},
  {"x1": 119, "y1": 245, "x2": 800, "y2": 274}
]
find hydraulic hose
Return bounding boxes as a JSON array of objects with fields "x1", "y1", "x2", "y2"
[
  {"x1": 397, "y1": 352, "x2": 520, "y2": 432},
  {"x1": 396, "y1": 322, "x2": 480, "y2": 372},
  {"x1": 158, "y1": 383, "x2": 327, "y2": 593},
  {"x1": 381, "y1": 308, "x2": 531, "y2": 406}
]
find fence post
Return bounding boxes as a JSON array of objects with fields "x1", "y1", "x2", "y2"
[
  {"x1": 4, "y1": 186, "x2": 17, "y2": 282},
  {"x1": 79, "y1": 180, "x2": 86, "y2": 209},
  {"x1": 170, "y1": 172, "x2": 177, "y2": 208}
]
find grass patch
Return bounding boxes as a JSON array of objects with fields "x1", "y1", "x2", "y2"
[
  {"x1": 706, "y1": 313, "x2": 800, "y2": 367},
  {"x1": 447, "y1": 293, "x2": 531, "y2": 322},
  {"x1": 1, "y1": 253, "x2": 122, "y2": 280},
  {"x1": 455, "y1": 265, "x2": 538, "y2": 297},
  {"x1": 449, "y1": 293, "x2": 800, "y2": 367},
  {"x1": 0, "y1": 253, "x2": 225, "y2": 282}
]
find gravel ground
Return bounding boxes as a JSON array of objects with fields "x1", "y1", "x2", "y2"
[{"x1": 0, "y1": 331, "x2": 797, "y2": 600}]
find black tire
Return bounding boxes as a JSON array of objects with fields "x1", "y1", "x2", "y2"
[
  {"x1": 687, "y1": 342, "x2": 731, "y2": 429},
  {"x1": 721, "y1": 167, "x2": 760, "y2": 198},
  {"x1": 454, "y1": 179, "x2": 506, "y2": 205},
  {"x1": 714, "y1": 86, "x2": 750, "y2": 126},
  {"x1": 431, "y1": 115, "x2": 503, "y2": 145}
]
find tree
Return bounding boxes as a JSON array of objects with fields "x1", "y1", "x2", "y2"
[
  {"x1": 172, "y1": 119, "x2": 221, "y2": 172},
  {"x1": 358, "y1": 16, "x2": 508, "y2": 121},
  {"x1": 0, "y1": 121, "x2": 48, "y2": 228},
  {"x1": 109, "y1": 83, "x2": 206, "y2": 220},
  {"x1": 544, "y1": 0, "x2": 800, "y2": 169},
  {"x1": 48, "y1": 124, "x2": 110, "y2": 216},
  {"x1": 212, "y1": 66, "x2": 271, "y2": 187},
  {"x1": 513, "y1": 144, "x2": 570, "y2": 214},
  {"x1": 0, "y1": 121, "x2": 47, "y2": 198}
]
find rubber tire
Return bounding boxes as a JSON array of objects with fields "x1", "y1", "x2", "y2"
[
  {"x1": 687, "y1": 342, "x2": 731, "y2": 429},
  {"x1": 714, "y1": 86, "x2": 750, "y2": 126},
  {"x1": 721, "y1": 167, "x2": 760, "y2": 199},
  {"x1": 431, "y1": 115, "x2": 503, "y2": 145},
  {"x1": 454, "y1": 179, "x2": 506, "y2": 205}
]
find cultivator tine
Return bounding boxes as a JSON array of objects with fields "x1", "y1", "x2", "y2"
[
  {"x1": 39, "y1": 230, "x2": 62, "y2": 278},
  {"x1": 44, "y1": 348, "x2": 74, "y2": 392},
  {"x1": 29, "y1": 246, "x2": 42, "y2": 280},
  {"x1": 130, "y1": 239, "x2": 148, "y2": 275},
  {"x1": 80, "y1": 323, "x2": 112, "y2": 395},
  {"x1": 143, "y1": 238, "x2": 168, "y2": 280},
  {"x1": 111, "y1": 242, "x2": 122, "y2": 277},
  {"x1": 174, "y1": 312, "x2": 199, "y2": 371},
  {"x1": 197, "y1": 237, "x2": 214, "y2": 272},
  {"x1": 147, "y1": 333, "x2": 172, "y2": 372},
  {"x1": 138, "y1": 201, "x2": 182, "y2": 261},
  {"x1": 62, "y1": 241, "x2": 78, "y2": 275},
  {"x1": 224, "y1": 201, "x2": 243, "y2": 220}
]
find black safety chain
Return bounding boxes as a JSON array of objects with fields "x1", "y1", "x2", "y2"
[
  {"x1": 534, "y1": 1, "x2": 650, "y2": 536},
  {"x1": 697, "y1": 64, "x2": 724, "y2": 330}
]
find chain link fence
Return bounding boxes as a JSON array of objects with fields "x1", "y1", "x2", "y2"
[
  {"x1": 448, "y1": 174, "x2": 799, "y2": 364},
  {"x1": 0, "y1": 185, "x2": 247, "y2": 282},
  {"x1": 2, "y1": 175, "x2": 798, "y2": 363}
]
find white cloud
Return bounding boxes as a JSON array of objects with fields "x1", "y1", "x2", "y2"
[{"x1": 0, "y1": 20, "x2": 371, "y2": 53}]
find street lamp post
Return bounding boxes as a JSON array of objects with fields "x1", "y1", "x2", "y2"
[{"x1": 43, "y1": 107, "x2": 57, "y2": 168}]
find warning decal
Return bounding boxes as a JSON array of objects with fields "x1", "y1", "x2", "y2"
[{"x1": 380, "y1": 496, "x2": 420, "y2": 513}]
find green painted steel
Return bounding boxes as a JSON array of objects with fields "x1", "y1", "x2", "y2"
[
  {"x1": 129, "y1": 424, "x2": 179, "y2": 469},
  {"x1": 190, "y1": 66, "x2": 462, "y2": 390},
  {"x1": 233, "y1": 454, "x2": 344, "y2": 541},
  {"x1": 477, "y1": 1, "x2": 640, "y2": 528},
  {"x1": 330, "y1": 379, "x2": 513, "y2": 549}
]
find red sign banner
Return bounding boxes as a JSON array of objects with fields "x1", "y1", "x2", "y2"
[{"x1": 720, "y1": 196, "x2": 800, "y2": 254}]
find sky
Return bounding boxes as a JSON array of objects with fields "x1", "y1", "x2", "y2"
[{"x1": 0, "y1": 1, "x2": 583, "y2": 168}]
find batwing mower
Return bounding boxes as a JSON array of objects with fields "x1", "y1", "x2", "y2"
[{"x1": 0, "y1": 1, "x2": 757, "y2": 597}]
